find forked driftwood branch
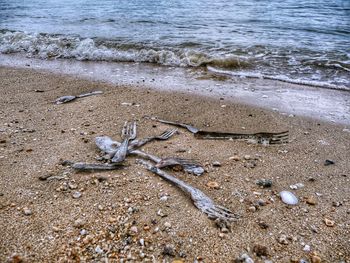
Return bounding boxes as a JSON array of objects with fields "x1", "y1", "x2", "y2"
[
  {"x1": 149, "y1": 116, "x2": 289, "y2": 145},
  {"x1": 137, "y1": 159, "x2": 237, "y2": 223}
]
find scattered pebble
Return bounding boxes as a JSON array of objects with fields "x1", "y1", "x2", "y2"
[
  {"x1": 130, "y1": 226, "x2": 138, "y2": 233},
  {"x1": 303, "y1": 244, "x2": 311, "y2": 252},
  {"x1": 235, "y1": 253, "x2": 254, "y2": 263},
  {"x1": 278, "y1": 234, "x2": 289, "y2": 245},
  {"x1": 243, "y1": 155, "x2": 251, "y2": 160},
  {"x1": 252, "y1": 244, "x2": 268, "y2": 257},
  {"x1": 311, "y1": 254, "x2": 321, "y2": 263},
  {"x1": 212, "y1": 161, "x2": 221, "y2": 167},
  {"x1": 72, "y1": 191, "x2": 82, "y2": 199},
  {"x1": 164, "y1": 222, "x2": 172, "y2": 228},
  {"x1": 289, "y1": 183, "x2": 304, "y2": 190},
  {"x1": 206, "y1": 181, "x2": 220, "y2": 189},
  {"x1": 23, "y1": 207, "x2": 32, "y2": 216},
  {"x1": 229, "y1": 155, "x2": 241, "y2": 161},
  {"x1": 305, "y1": 196, "x2": 317, "y2": 205},
  {"x1": 74, "y1": 218, "x2": 85, "y2": 228},
  {"x1": 323, "y1": 218, "x2": 335, "y2": 227},
  {"x1": 279, "y1": 191, "x2": 298, "y2": 205},
  {"x1": 162, "y1": 244, "x2": 175, "y2": 257},
  {"x1": 248, "y1": 206, "x2": 256, "y2": 212},
  {"x1": 256, "y1": 179, "x2": 272, "y2": 188},
  {"x1": 324, "y1": 159, "x2": 335, "y2": 166}
]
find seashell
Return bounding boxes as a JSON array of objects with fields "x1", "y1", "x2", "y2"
[{"x1": 279, "y1": 191, "x2": 298, "y2": 205}]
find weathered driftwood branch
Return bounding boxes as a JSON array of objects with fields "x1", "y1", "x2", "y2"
[
  {"x1": 136, "y1": 159, "x2": 237, "y2": 223},
  {"x1": 95, "y1": 135, "x2": 204, "y2": 176},
  {"x1": 55, "y1": 91, "x2": 103, "y2": 104}
]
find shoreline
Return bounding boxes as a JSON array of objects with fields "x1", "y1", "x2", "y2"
[
  {"x1": 0, "y1": 66, "x2": 349, "y2": 262},
  {"x1": 1, "y1": 54, "x2": 350, "y2": 126}
]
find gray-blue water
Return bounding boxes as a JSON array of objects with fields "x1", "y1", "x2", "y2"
[{"x1": 1, "y1": 0, "x2": 349, "y2": 89}]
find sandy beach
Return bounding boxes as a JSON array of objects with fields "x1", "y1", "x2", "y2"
[{"x1": 0, "y1": 66, "x2": 349, "y2": 262}]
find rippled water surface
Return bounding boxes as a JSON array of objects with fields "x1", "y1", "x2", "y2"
[{"x1": 1, "y1": 0, "x2": 349, "y2": 88}]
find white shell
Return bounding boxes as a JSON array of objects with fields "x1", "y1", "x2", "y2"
[{"x1": 280, "y1": 191, "x2": 298, "y2": 205}]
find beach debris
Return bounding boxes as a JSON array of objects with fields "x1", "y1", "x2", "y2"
[
  {"x1": 305, "y1": 196, "x2": 317, "y2": 205},
  {"x1": 54, "y1": 91, "x2": 103, "y2": 104},
  {"x1": 137, "y1": 159, "x2": 238, "y2": 224},
  {"x1": 279, "y1": 191, "x2": 298, "y2": 205},
  {"x1": 289, "y1": 183, "x2": 304, "y2": 190},
  {"x1": 130, "y1": 128, "x2": 178, "y2": 148},
  {"x1": 148, "y1": 116, "x2": 289, "y2": 145},
  {"x1": 323, "y1": 218, "x2": 335, "y2": 227},
  {"x1": 234, "y1": 253, "x2": 254, "y2": 263},
  {"x1": 206, "y1": 181, "x2": 220, "y2": 189},
  {"x1": 95, "y1": 135, "x2": 205, "y2": 176},
  {"x1": 252, "y1": 244, "x2": 269, "y2": 257},
  {"x1": 256, "y1": 179, "x2": 272, "y2": 188},
  {"x1": 111, "y1": 121, "x2": 137, "y2": 163},
  {"x1": 324, "y1": 159, "x2": 335, "y2": 166},
  {"x1": 72, "y1": 162, "x2": 124, "y2": 171}
]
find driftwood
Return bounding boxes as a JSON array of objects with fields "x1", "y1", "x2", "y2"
[
  {"x1": 137, "y1": 159, "x2": 237, "y2": 224},
  {"x1": 95, "y1": 135, "x2": 204, "y2": 176},
  {"x1": 55, "y1": 91, "x2": 103, "y2": 104},
  {"x1": 150, "y1": 117, "x2": 289, "y2": 145}
]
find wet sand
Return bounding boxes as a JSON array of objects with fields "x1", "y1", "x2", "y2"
[{"x1": 0, "y1": 67, "x2": 349, "y2": 262}]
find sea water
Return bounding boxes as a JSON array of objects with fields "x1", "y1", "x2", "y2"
[{"x1": 0, "y1": 0, "x2": 349, "y2": 89}]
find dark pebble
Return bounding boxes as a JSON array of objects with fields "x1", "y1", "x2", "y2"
[{"x1": 324, "y1": 159, "x2": 335, "y2": 166}]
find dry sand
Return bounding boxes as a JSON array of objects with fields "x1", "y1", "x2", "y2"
[{"x1": 0, "y1": 66, "x2": 349, "y2": 262}]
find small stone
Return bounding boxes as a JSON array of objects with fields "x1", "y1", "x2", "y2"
[
  {"x1": 256, "y1": 179, "x2": 272, "y2": 188},
  {"x1": 72, "y1": 191, "x2": 82, "y2": 199},
  {"x1": 68, "y1": 182, "x2": 77, "y2": 190},
  {"x1": 130, "y1": 226, "x2": 138, "y2": 233},
  {"x1": 332, "y1": 201, "x2": 342, "y2": 207},
  {"x1": 323, "y1": 218, "x2": 335, "y2": 227},
  {"x1": 23, "y1": 207, "x2": 32, "y2": 216},
  {"x1": 229, "y1": 155, "x2": 241, "y2": 161},
  {"x1": 278, "y1": 234, "x2": 289, "y2": 245},
  {"x1": 139, "y1": 238, "x2": 145, "y2": 246},
  {"x1": 305, "y1": 196, "x2": 317, "y2": 205},
  {"x1": 235, "y1": 253, "x2": 254, "y2": 263},
  {"x1": 206, "y1": 181, "x2": 219, "y2": 189},
  {"x1": 324, "y1": 159, "x2": 335, "y2": 166},
  {"x1": 252, "y1": 244, "x2": 268, "y2": 257},
  {"x1": 257, "y1": 220, "x2": 269, "y2": 229},
  {"x1": 162, "y1": 244, "x2": 175, "y2": 257},
  {"x1": 74, "y1": 218, "x2": 85, "y2": 228},
  {"x1": 212, "y1": 161, "x2": 221, "y2": 167},
  {"x1": 98, "y1": 204, "x2": 104, "y2": 211},
  {"x1": 164, "y1": 222, "x2": 172, "y2": 228},
  {"x1": 172, "y1": 260, "x2": 184, "y2": 263},
  {"x1": 248, "y1": 206, "x2": 256, "y2": 212},
  {"x1": 303, "y1": 244, "x2": 311, "y2": 252},
  {"x1": 95, "y1": 246, "x2": 103, "y2": 254},
  {"x1": 160, "y1": 196, "x2": 168, "y2": 202},
  {"x1": 244, "y1": 155, "x2": 251, "y2": 160},
  {"x1": 311, "y1": 254, "x2": 321, "y2": 263}
]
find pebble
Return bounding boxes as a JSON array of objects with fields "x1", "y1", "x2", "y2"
[
  {"x1": 72, "y1": 191, "x2": 82, "y2": 199},
  {"x1": 229, "y1": 155, "x2": 241, "y2": 161},
  {"x1": 290, "y1": 183, "x2": 304, "y2": 190},
  {"x1": 324, "y1": 159, "x2": 335, "y2": 166},
  {"x1": 280, "y1": 191, "x2": 298, "y2": 205},
  {"x1": 311, "y1": 254, "x2": 321, "y2": 263},
  {"x1": 243, "y1": 155, "x2": 251, "y2": 160},
  {"x1": 256, "y1": 179, "x2": 272, "y2": 188},
  {"x1": 303, "y1": 244, "x2": 311, "y2": 252},
  {"x1": 278, "y1": 234, "x2": 289, "y2": 245},
  {"x1": 160, "y1": 196, "x2": 168, "y2": 202},
  {"x1": 23, "y1": 207, "x2": 32, "y2": 216},
  {"x1": 305, "y1": 196, "x2": 317, "y2": 205},
  {"x1": 248, "y1": 206, "x2": 256, "y2": 212},
  {"x1": 95, "y1": 246, "x2": 103, "y2": 254},
  {"x1": 139, "y1": 238, "x2": 145, "y2": 246},
  {"x1": 74, "y1": 218, "x2": 85, "y2": 228},
  {"x1": 212, "y1": 161, "x2": 221, "y2": 167},
  {"x1": 130, "y1": 226, "x2": 138, "y2": 233},
  {"x1": 252, "y1": 244, "x2": 268, "y2": 257},
  {"x1": 206, "y1": 181, "x2": 220, "y2": 189},
  {"x1": 235, "y1": 253, "x2": 254, "y2": 263},
  {"x1": 164, "y1": 222, "x2": 172, "y2": 228},
  {"x1": 323, "y1": 218, "x2": 335, "y2": 227},
  {"x1": 162, "y1": 244, "x2": 175, "y2": 257}
]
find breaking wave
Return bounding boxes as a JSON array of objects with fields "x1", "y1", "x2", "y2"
[
  {"x1": 0, "y1": 30, "x2": 249, "y2": 69},
  {"x1": 1, "y1": 30, "x2": 349, "y2": 90}
]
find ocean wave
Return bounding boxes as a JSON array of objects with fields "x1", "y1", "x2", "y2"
[
  {"x1": 0, "y1": 30, "x2": 249, "y2": 69},
  {"x1": 207, "y1": 66, "x2": 350, "y2": 91},
  {"x1": 0, "y1": 30, "x2": 349, "y2": 90}
]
